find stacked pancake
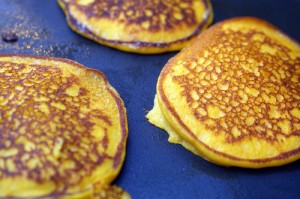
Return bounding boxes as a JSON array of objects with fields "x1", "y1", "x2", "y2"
[
  {"x1": 147, "y1": 17, "x2": 300, "y2": 168},
  {"x1": 58, "y1": 0, "x2": 213, "y2": 54},
  {"x1": 0, "y1": 55, "x2": 130, "y2": 198}
]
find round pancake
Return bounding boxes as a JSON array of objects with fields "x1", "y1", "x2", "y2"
[
  {"x1": 147, "y1": 17, "x2": 300, "y2": 168},
  {"x1": 0, "y1": 55, "x2": 129, "y2": 198},
  {"x1": 57, "y1": 0, "x2": 213, "y2": 54}
]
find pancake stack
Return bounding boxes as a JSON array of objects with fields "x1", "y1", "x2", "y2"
[
  {"x1": 58, "y1": 0, "x2": 213, "y2": 54},
  {"x1": 0, "y1": 55, "x2": 130, "y2": 198},
  {"x1": 147, "y1": 17, "x2": 300, "y2": 168}
]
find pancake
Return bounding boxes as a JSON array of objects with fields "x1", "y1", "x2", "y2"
[
  {"x1": 57, "y1": 0, "x2": 213, "y2": 54},
  {"x1": 147, "y1": 17, "x2": 300, "y2": 168},
  {"x1": 0, "y1": 55, "x2": 129, "y2": 198}
]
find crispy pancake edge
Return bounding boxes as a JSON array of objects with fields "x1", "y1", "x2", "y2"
[
  {"x1": 156, "y1": 17, "x2": 300, "y2": 168},
  {"x1": 57, "y1": 0, "x2": 214, "y2": 54}
]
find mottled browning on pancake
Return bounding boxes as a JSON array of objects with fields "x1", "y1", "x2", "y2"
[
  {"x1": 93, "y1": 185, "x2": 131, "y2": 199},
  {"x1": 72, "y1": 0, "x2": 200, "y2": 31},
  {"x1": 173, "y1": 29, "x2": 300, "y2": 144},
  {"x1": 155, "y1": 17, "x2": 300, "y2": 168},
  {"x1": 58, "y1": 0, "x2": 213, "y2": 53},
  {"x1": 0, "y1": 55, "x2": 128, "y2": 197},
  {"x1": 0, "y1": 62, "x2": 107, "y2": 183}
]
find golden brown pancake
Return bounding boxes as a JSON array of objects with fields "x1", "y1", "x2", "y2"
[
  {"x1": 93, "y1": 185, "x2": 131, "y2": 199},
  {"x1": 147, "y1": 17, "x2": 300, "y2": 168},
  {"x1": 0, "y1": 55, "x2": 129, "y2": 198},
  {"x1": 57, "y1": 0, "x2": 213, "y2": 54}
]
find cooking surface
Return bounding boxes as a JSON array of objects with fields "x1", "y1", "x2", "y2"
[{"x1": 1, "y1": 0, "x2": 300, "y2": 198}]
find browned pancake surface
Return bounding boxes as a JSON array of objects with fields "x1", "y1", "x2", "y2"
[
  {"x1": 0, "y1": 55, "x2": 128, "y2": 197},
  {"x1": 171, "y1": 21, "x2": 299, "y2": 144},
  {"x1": 58, "y1": 0, "x2": 213, "y2": 53},
  {"x1": 156, "y1": 17, "x2": 300, "y2": 167},
  {"x1": 71, "y1": 0, "x2": 203, "y2": 31}
]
